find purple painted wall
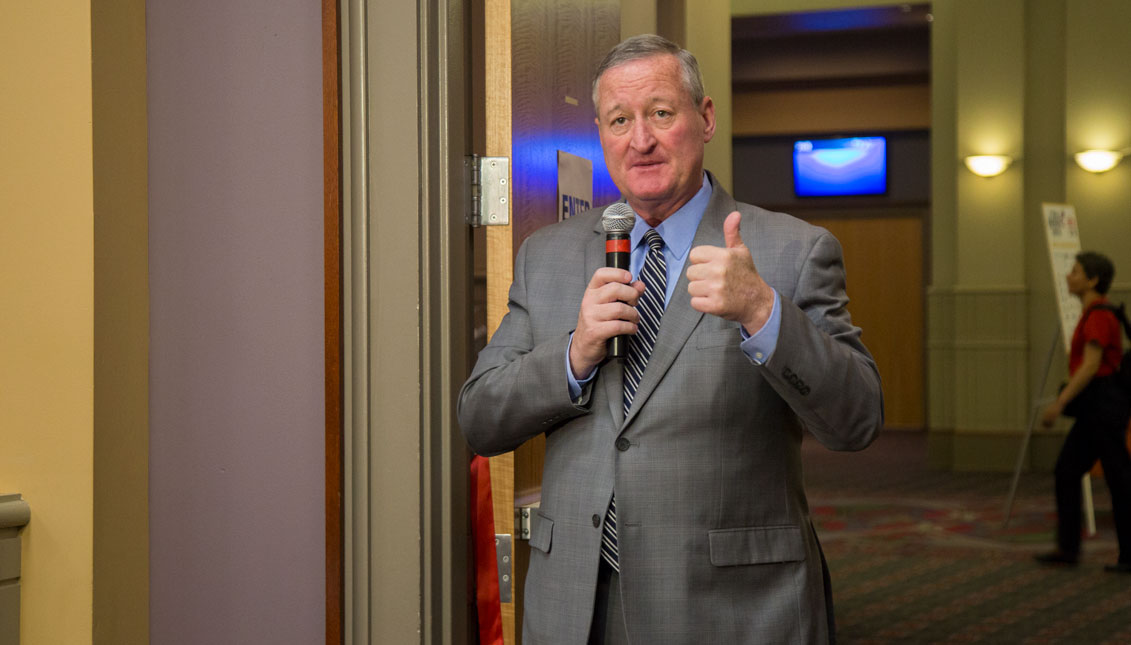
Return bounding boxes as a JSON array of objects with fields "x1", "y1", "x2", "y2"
[{"x1": 147, "y1": 1, "x2": 325, "y2": 642}]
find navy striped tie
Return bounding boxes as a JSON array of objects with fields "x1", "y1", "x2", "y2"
[{"x1": 602, "y1": 229, "x2": 667, "y2": 572}]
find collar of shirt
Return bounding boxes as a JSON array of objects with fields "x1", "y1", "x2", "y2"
[
  {"x1": 629, "y1": 172, "x2": 712, "y2": 262},
  {"x1": 628, "y1": 172, "x2": 712, "y2": 304}
]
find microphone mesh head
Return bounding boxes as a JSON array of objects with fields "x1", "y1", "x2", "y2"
[{"x1": 601, "y1": 203, "x2": 635, "y2": 233}]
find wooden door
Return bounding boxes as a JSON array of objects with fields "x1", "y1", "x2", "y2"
[
  {"x1": 805, "y1": 213, "x2": 926, "y2": 430},
  {"x1": 480, "y1": 1, "x2": 620, "y2": 642}
]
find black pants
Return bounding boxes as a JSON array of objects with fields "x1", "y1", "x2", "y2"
[
  {"x1": 588, "y1": 559, "x2": 628, "y2": 645},
  {"x1": 1055, "y1": 376, "x2": 1131, "y2": 560}
]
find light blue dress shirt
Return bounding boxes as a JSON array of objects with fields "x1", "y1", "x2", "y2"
[{"x1": 567, "y1": 174, "x2": 781, "y2": 399}]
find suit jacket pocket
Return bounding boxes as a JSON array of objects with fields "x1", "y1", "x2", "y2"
[
  {"x1": 529, "y1": 512, "x2": 554, "y2": 554},
  {"x1": 708, "y1": 525, "x2": 805, "y2": 566}
]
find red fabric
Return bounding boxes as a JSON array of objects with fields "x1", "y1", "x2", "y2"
[
  {"x1": 470, "y1": 456, "x2": 503, "y2": 645},
  {"x1": 1070, "y1": 299, "x2": 1123, "y2": 376}
]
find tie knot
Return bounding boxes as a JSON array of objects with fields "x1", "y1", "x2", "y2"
[{"x1": 643, "y1": 229, "x2": 664, "y2": 251}]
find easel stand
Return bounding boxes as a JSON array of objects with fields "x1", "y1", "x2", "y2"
[{"x1": 1003, "y1": 324, "x2": 1096, "y2": 535}]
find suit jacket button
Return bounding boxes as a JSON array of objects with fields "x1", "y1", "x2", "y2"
[
  {"x1": 592, "y1": 514, "x2": 601, "y2": 527},
  {"x1": 615, "y1": 438, "x2": 630, "y2": 452}
]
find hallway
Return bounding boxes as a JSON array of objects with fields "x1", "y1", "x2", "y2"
[{"x1": 805, "y1": 431, "x2": 1129, "y2": 644}]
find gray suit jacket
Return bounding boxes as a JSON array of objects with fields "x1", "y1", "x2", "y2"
[{"x1": 458, "y1": 175, "x2": 883, "y2": 644}]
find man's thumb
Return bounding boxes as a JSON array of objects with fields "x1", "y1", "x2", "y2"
[{"x1": 723, "y1": 211, "x2": 744, "y2": 249}]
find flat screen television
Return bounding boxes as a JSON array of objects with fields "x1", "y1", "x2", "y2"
[{"x1": 793, "y1": 136, "x2": 887, "y2": 198}]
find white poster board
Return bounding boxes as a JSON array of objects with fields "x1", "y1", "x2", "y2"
[
  {"x1": 557, "y1": 150, "x2": 592, "y2": 220},
  {"x1": 1041, "y1": 203, "x2": 1082, "y2": 353}
]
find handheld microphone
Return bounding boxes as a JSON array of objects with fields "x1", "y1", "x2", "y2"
[{"x1": 601, "y1": 203, "x2": 635, "y2": 359}]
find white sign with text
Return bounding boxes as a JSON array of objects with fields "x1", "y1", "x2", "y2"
[
  {"x1": 557, "y1": 150, "x2": 592, "y2": 220},
  {"x1": 1041, "y1": 203, "x2": 1082, "y2": 352}
]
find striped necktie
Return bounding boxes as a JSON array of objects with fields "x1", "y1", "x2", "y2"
[{"x1": 601, "y1": 229, "x2": 667, "y2": 572}]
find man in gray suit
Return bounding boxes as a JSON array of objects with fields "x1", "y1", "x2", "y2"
[{"x1": 459, "y1": 34, "x2": 883, "y2": 644}]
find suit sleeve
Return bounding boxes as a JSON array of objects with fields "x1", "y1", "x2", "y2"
[
  {"x1": 761, "y1": 230, "x2": 884, "y2": 451},
  {"x1": 457, "y1": 240, "x2": 592, "y2": 456}
]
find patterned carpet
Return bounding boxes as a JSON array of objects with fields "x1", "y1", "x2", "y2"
[{"x1": 803, "y1": 432, "x2": 1131, "y2": 644}]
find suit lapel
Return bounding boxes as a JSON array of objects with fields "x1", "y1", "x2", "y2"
[{"x1": 621, "y1": 176, "x2": 737, "y2": 429}]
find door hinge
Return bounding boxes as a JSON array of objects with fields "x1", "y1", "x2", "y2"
[
  {"x1": 495, "y1": 533, "x2": 512, "y2": 602},
  {"x1": 466, "y1": 154, "x2": 509, "y2": 227},
  {"x1": 516, "y1": 502, "x2": 541, "y2": 541}
]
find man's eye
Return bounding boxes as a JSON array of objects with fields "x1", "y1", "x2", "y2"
[
  {"x1": 654, "y1": 110, "x2": 672, "y2": 119},
  {"x1": 612, "y1": 117, "x2": 627, "y2": 126}
]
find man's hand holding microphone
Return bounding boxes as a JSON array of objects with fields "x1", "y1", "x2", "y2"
[
  {"x1": 570, "y1": 207, "x2": 775, "y2": 380},
  {"x1": 569, "y1": 204, "x2": 645, "y2": 380}
]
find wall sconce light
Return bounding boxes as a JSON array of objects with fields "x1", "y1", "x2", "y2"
[
  {"x1": 1074, "y1": 149, "x2": 1124, "y2": 173},
  {"x1": 963, "y1": 155, "x2": 1012, "y2": 178}
]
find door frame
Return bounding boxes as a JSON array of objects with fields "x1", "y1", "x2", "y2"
[{"x1": 330, "y1": 0, "x2": 473, "y2": 642}]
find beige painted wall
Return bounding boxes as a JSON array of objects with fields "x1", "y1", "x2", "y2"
[
  {"x1": 730, "y1": 0, "x2": 1131, "y2": 469},
  {"x1": 1022, "y1": 0, "x2": 1067, "y2": 440},
  {"x1": 930, "y1": 0, "x2": 1131, "y2": 467},
  {"x1": 931, "y1": 0, "x2": 959, "y2": 289},
  {"x1": 619, "y1": 0, "x2": 732, "y2": 192},
  {"x1": 0, "y1": 5, "x2": 95, "y2": 644},
  {"x1": 1066, "y1": 0, "x2": 1131, "y2": 270},
  {"x1": 621, "y1": 0, "x2": 657, "y2": 37},
  {"x1": 930, "y1": 1, "x2": 1038, "y2": 465},
  {"x1": 684, "y1": 0, "x2": 733, "y2": 192},
  {"x1": 954, "y1": 0, "x2": 1026, "y2": 287},
  {"x1": 917, "y1": 0, "x2": 1130, "y2": 301}
]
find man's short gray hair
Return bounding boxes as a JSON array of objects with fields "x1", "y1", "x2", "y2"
[{"x1": 591, "y1": 34, "x2": 706, "y2": 113}]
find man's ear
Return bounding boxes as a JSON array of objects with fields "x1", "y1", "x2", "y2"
[{"x1": 700, "y1": 96, "x2": 716, "y2": 143}]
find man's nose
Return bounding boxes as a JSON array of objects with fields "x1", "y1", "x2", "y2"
[{"x1": 629, "y1": 120, "x2": 656, "y2": 151}]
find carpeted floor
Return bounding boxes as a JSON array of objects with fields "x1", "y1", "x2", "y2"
[{"x1": 804, "y1": 431, "x2": 1131, "y2": 644}]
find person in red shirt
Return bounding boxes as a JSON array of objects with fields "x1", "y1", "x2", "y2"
[{"x1": 1037, "y1": 251, "x2": 1131, "y2": 573}]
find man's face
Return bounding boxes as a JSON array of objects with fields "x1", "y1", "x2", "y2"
[
  {"x1": 1066, "y1": 262, "x2": 1096, "y2": 296},
  {"x1": 594, "y1": 54, "x2": 715, "y2": 224}
]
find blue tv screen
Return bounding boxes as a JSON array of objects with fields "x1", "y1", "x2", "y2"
[{"x1": 793, "y1": 136, "x2": 887, "y2": 197}]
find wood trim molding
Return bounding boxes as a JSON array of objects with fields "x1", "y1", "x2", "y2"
[
  {"x1": 322, "y1": 0, "x2": 343, "y2": 641},
  {"x1": 484, "y1": 0, "x2": 515, "y2": 640}
]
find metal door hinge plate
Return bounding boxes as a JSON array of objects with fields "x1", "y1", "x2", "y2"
[
  {"x1": 516, "y1": 502, "x2": 541, "y2": 541},
  {"x1": 466, "y1": 154, "x2": 509, "y2": 227},
  {"x1": 495, "y1": 534, "x2": 512, "y2": 602}
]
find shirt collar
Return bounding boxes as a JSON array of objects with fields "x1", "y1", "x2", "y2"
[{"x1": 629, "y1": 172, "x2": 712, "y2": 259}]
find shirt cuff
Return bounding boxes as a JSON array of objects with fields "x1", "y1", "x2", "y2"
[
  {"x1": 739, "y1": 289, "x2": 781, "y2": 365},
  {"x1": 566, "y1": 333, "x2": 597, "y2": 400}
]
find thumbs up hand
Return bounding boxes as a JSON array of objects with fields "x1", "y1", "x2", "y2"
[{"x1": 687, "y1": 210, "x2": 775, "y2": 334}]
